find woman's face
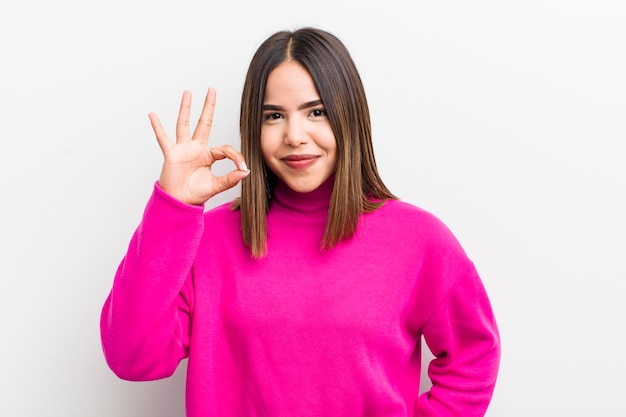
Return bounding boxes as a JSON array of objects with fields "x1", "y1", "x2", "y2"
[{"x1": 260, "y1": 61, "x2": 337, "y2": 193}]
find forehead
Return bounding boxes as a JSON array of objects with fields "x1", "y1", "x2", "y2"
[{"x1": 264, "y1": 61, "x2": 320, "y2": 104}]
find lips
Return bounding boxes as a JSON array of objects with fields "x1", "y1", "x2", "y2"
[{"x1": 281, "y1": 154, "x2": 319, "y2": 169}]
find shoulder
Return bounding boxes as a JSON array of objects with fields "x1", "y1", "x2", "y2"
[
  {"x1": 197, "y1": 201, "x2": 247, "y2": 255},
  {"x1": 203, "y1": 201, "x2": 241, "y2": 230},
  {"x1": 363, "y1": 199, "x2": 470, "y2": 259},
  {"x1": 373, "y1": 199, "x2": 454, "y2": 236},
  {"x1": 377, "y1": 199, "x2": 433, "y2": 219}
]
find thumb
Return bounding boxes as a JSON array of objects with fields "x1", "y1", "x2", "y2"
[{"x1": 210, "y1": 169, "x2": 251, "y2": 197}]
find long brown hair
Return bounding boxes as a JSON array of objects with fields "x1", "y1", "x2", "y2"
[{"x1": 234, "y1": 27, "x2": 396, "y2": 258}]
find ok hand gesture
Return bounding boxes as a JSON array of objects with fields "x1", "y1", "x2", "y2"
[{"x1": 148, "y1": 88, "x2": 249, "y2": 206}]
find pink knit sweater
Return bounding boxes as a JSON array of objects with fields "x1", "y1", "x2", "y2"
[{"x1": 101, "y1": 178, "x2": 500, "y2": 416}]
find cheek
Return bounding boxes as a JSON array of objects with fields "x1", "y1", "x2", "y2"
[
  {"x1": 329, "y1": 136, "x2": 339, "y2": 170},
  {"x1": 330, "y1": 151, "x2": 338, "y2": 172},
  {"x1": 323, "y1": 131, "x2": 338, "y2": 156}
]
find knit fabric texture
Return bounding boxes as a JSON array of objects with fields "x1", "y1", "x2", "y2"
[{"x1": 101, "y1": 178, "x2": 500, "y2": 416}]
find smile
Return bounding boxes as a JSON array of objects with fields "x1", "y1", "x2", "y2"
[{"x1": 281, "y1": 154, "x2": 319, "y2": 170}]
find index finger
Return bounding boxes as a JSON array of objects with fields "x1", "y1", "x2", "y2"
[
  {"x1": 148, "y1": 112, "x2": 173, "y2": 154},
  {"x1": 192, "y1": 87, "x2": 217, "y2": 145}
]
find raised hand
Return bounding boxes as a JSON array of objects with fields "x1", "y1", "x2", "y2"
[{"x1": 148, "y1": 88, "x2": 249, "y2": 205}]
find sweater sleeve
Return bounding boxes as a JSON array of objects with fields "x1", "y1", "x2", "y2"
[
  {"x1": 415, "y1": 263, "x2": 501, "y2": 417},
  {"x1": 100, "y1": 183, "x2": 205, "y2": 381}
]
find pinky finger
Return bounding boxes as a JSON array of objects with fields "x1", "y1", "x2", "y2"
[{"x1": 148, "y1": 112, "x2": 173, "y2": 154}]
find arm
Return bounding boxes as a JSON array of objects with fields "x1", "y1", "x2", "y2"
[
  {"x1": 100, "y1": 88, "x2": 249, "y2": 380},
  {"x1": 415, "y1": 266, "x2": 501, "y2": 416},
  {"x1": 100, "y1": 184, "x2": 204, "y2": 380}
]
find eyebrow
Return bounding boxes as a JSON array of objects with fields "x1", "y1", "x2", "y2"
[{"x1": 262, "y1": 99, "x2": 324, "y2": 111}]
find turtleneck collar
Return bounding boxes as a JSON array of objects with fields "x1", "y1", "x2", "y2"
[{"x1": 271, "y1": 175, "x2": 335, "y2": 216}]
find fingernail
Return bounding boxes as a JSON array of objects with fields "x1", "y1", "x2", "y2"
[{"x1": 241, "y1": 161, "x2": 249, "y2": 172}]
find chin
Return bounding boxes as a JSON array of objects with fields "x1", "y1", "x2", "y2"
[
  {"x1": 280, "y1": 175, "x2": 329, "y2": 193},
  {"x1": 285, "y1": 181, "x2": 321, "y2": 193}
]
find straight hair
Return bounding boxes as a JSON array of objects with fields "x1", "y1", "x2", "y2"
[{"x1": 233, "y1": 27, "x2": 396, "y2": 258}]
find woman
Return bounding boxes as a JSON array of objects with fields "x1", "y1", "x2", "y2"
[{"x1": 101, "y1": 27, "x2": 500, "y2": 416}]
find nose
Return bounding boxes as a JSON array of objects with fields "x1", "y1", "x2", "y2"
[{"x1": 284, "y1": 118, "x2": 308, "y2": 147}]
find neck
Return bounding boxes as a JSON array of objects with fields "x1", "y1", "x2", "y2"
[{"x1": 272, "y1": 176, "x2": 335, "y2": 216}]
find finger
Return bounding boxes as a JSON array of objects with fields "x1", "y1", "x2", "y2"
[
  {"x1": 211, "y1": 168, "x2": 251, "y2": 196},
  {"x1": 148, "y1": 112, "x2": 173, "y2": 154},
  {"x1": 175, "y1": 90, "x2": 192, "y2": 143},
  {"x1": 209, "y1": 144, "x2": 249, "y2": 172},
  {"x1": 192, "y1": 87, "x2": 217, "y2": 144}
]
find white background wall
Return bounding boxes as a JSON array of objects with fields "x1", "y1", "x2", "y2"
[{"x1": 1, "y1": 1, "x2": 624, "y2": 416}]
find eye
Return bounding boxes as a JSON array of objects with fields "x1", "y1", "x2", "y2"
[
  {"x1": 310, "y1": 108, "x2": 327, "y2": 118},
  {"x1": 263, "y1": 112, "x2": 283, "y2": 122}
]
